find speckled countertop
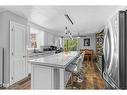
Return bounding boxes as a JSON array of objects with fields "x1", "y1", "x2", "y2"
[{"x1": 29, "y1": 51, "x2": 80, "y2": 68}]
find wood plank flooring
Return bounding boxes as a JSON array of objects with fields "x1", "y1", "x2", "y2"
[
  {"x1": 6, "y1": 56, "x2": 105, "y2": 90},
  {"x1": 7, "y1": 76, "x2": 31, "y2": 89},
  {"x1": 82, "y1": 60, "x2": 105, "y2": 89},
  {"x1": 66, "y1": 59, "x2": 105, "y2": 89}
]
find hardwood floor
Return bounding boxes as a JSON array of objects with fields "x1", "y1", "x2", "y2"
[
  {"x1": 7, "y1": 76, "x2": 31, "y2": 89},
  {"x1": 66, "y1": 59, "x2": 105, "y2": 89},
  {"x1": 6, "y1": 56, "x2": 105, "y2": 90},
  {"x1": 82, "y1": 60, "x2": 105, "y2": 89}
]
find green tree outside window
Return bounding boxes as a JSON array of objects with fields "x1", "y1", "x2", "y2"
[{"x1": 64, "y1": 39, "x2": 77, "y2": 51}]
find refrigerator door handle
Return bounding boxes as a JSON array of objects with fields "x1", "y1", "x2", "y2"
[{"x1": 103, "y1": 72, "x2": 118, "y2": 89}]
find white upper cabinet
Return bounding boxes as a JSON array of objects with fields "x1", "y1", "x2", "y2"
[{"x1": 47, "y1": 33, "x2": 53, "y2": 46}]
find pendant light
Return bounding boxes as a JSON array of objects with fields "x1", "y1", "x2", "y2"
[
  {"x1": 65, "y1": 26, "x2": 68, "y2": 34},
  {"x1": 64, "y1": 14, "x2": 74, "y2": 39}
]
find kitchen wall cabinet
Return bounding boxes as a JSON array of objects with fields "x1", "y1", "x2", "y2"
[
  {"x1": 44, "y1": 32, "x2": 60, "y2": 47},
  {"x1": 48, "y1": 33, "x2": 53, "y2": 46}
]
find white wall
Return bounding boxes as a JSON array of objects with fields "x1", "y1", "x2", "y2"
[
  {"x1": 36, "y1": 31, "x2": 44, "y2": 48},
  {"x1": 0, "y1": 11, "x2": 27, "y2": 86},
  {"x1": 78, "y1": 34, "x2": 96, "y2": 52}
]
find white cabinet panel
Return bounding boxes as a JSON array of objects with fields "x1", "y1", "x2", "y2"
[
  {"x1": 48, "y1": 33, "x2": 53, "y2": 46},
  {"x1": 44, "y1": 32, "x2": 57, "y2": 46},
  {"x1": 31, "y1": 65, "x2": 53, "y2": 89}
]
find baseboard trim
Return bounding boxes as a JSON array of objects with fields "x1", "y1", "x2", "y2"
[
  {"x1": 3, "y1": 83, "x2": 10, "y2": 88},
  {"x1": 0, "y1": 84, "x2": 2, "y2": 87}
]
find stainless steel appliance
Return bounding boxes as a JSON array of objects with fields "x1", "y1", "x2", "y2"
[
  {"x1": 103, "y1": 10, "x2": 127, "y2": 89},
  {"x1": 103, "y1": 18, "x2": 119, "y2": 89},
  {"x1": 119, "y1": 10, "x2": 127, "y2": 89}
]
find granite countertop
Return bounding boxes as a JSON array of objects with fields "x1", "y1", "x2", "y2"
[{"x1": 29, "y1": 51, "x2": 80, "y2": 68}]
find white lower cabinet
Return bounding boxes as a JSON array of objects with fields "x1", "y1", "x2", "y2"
[
  {"x1": 31, "y1": 65, "x2": 53, "y2": 89},
  {"x1": 31, "y1": 64, "x2": 71, "y2": 89}
]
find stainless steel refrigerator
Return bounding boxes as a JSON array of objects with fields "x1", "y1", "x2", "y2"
[
  {"x1": 103, "y1": 10, "x2": 127, "y2": 89},
  {"x1": 119, "y1": 10, "x2": 127, "y2": 89}
]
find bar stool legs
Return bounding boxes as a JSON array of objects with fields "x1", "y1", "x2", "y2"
[{"x1": 69, "y1": 72, "x2": 84, "y2": 89}]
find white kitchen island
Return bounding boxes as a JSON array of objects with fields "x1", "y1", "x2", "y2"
[{"x1": 29, "y1": 51, "x2": 80, "y2": 89}]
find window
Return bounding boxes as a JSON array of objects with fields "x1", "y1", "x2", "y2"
[
  {"x1": 64, "y1": 38, "x2": 77, "y2": 51},
  {"x1": 30, "y1": 28, "x2": 44, "y2": 49},
  {"x1": 31, "y1": 33, "x2": 37, "y2": 48}
]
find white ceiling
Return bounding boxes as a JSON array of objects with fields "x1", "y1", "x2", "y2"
[{"x1": 0, "y1": 6, "x2": 124, "y2": 36}]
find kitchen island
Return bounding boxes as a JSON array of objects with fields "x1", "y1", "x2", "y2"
[{"x1": 29, "y1": 51, "x2": 80, "y2": 89}]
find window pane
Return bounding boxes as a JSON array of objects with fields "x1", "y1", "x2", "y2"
[
  {"x1": 30, "y1": 28, "x2": 44, "y2": 49},
  {"x1": 64, "y1": 38, "x2": 77, "y2": 51}
]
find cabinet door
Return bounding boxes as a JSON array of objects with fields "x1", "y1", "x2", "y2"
[
  {"x1": 48, "y1": 33, "x2": 53, "y2": 46},
  {"x1": 10, "y1": 21, "x2": 27, "y2": 85},
  {"x1": 31, "y1": 65, "x2": 53, "y2": 89}
]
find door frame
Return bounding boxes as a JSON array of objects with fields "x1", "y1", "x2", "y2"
[{"x1": 9, "y1": 21, "x2": 27, "y2": 85}]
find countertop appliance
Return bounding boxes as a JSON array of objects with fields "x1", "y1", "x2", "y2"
[
  {"x1": 42, "y1": 46, "x2": 57, "y2": 51},
  {"x1": 103, "y1": 10, "x2": 127, "y2": 89},
  {"x1": 55, "y1": 47, "x2": 64, "y2": 54}
]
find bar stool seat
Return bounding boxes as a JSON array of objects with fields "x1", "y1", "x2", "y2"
[
  {"x1": 65, "y1": 54, "x2": 84, "y2": 88},
  {"x1": 65, "y1": 63, "x2": 78, "y2": 74}
]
